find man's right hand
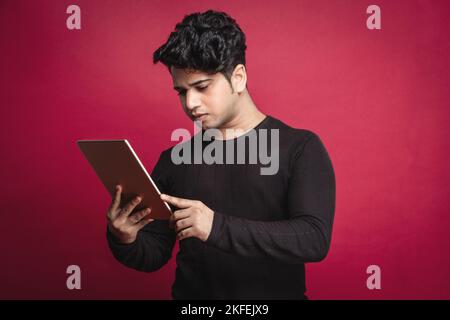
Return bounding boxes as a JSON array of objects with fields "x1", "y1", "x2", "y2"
[{"x1": 106, "y1": 185, "x2": 154, "y2": 244}]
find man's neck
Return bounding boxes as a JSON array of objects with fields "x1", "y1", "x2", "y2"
[{"x1": 216, "y1": 92, "x2": 267, "y2": 140}]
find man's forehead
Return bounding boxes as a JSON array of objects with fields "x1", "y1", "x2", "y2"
[{"x1": 171, "y1": 67, "x2": 216, "y2": 86}]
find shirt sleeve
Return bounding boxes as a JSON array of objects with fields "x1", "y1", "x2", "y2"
[
  {"x1": 106, "y1": 149, "x2": 177, "y2": 272},
  {"x1": 205, "y1": 132, "x2": 336, "y2": 263}
]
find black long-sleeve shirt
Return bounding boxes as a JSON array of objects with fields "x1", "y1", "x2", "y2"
[{"x1": 106, "y1": 115, "x2": 336, "y2": 299}]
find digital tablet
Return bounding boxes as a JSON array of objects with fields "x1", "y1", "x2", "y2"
[{"x1": 77, "y1": 139, "x2": 172, "y2": 220}]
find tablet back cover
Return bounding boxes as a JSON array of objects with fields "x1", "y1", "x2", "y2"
[{"x1": 77, "y1": 140, "x2": 172, "y2": 220}]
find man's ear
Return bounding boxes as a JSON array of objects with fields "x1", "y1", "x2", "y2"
[{"x1": 231, "y1": 64, "x2": 247, "y2": 94}]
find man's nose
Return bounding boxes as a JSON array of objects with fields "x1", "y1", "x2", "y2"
[{"x1": 185, "y1": 89, "x2": 201, "y2": 111}]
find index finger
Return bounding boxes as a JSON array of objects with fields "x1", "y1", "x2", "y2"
[
  {"x1": 109, "y1": 184, "x2": 122, "y2": 213},
  {"x1": 160, "y1": 194, "x2": 195, "y2": 209}
]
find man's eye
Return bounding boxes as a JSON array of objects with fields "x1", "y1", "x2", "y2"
[{"x1": 176, "y1": 86, "x2": 207, "y2": 96}]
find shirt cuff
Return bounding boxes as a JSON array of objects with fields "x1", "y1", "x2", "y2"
[
  {"x1": 106, "y1": 225, "x2": 139, "y2": 249},
  {"x1": 205, "y1": 211, "x2": 226, "y2": 247}
]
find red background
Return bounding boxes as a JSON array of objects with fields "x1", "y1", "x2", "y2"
[{"x1": 1, "y1": 0, "x2": 449, "y2": 299}]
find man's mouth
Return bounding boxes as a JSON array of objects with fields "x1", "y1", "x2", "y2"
[{"x1": 193, "y1": 113, "x2": 208, "y2": 121}]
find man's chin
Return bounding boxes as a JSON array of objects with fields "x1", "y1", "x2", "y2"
[{"x1": 194, "y1": 118, "x2": 216, "y2": 130}]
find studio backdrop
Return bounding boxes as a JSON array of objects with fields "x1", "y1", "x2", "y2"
[{"x1": 1, "y1": 0, "x2": 449, "y2": 299}]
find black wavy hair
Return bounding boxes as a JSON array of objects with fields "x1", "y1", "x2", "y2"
[{"x1": 153, "y1": 10, "x2": 247, "y2": 86}]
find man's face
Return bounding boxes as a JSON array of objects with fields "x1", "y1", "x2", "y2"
[{"x1": 171, "y1": 67, "x2": 238, "y2": 130}]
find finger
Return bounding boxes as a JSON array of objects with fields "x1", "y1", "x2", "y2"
[
  {"x1": 174, "y1": 217, "x2": 193, "y2": 233},
  {"x1": 177, "y1": 227, "x2": 194, "y2": 241},
  {"x1": 120, "y1": 196, "x2": 142, "y2": 216},
  {"x1": 136, "y1": 214, "x2": 154, "y2": 229},
  {"x1": 108, "y1": 185, "x2": 122, "y2": 219},
  {"x1": 171, "y1": 208, "x2": 192, "y2": 222},
  {"x1": 128, "y1": 207, "x2": 152, "y2": 225},
  {"x1": 160, "y1": 194, "x2": 196, "y2": 209},
  {"x1": 169, "y1": 209, "x2": 191, "y2": 229}
]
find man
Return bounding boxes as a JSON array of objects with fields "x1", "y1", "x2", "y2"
[{"x1": 106, "y1": 10, "x2": 336, "y2": 300}]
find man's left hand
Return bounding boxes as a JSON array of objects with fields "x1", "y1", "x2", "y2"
[{"x1": 160, "y1": 194, "x2": 214, "y2": 241}]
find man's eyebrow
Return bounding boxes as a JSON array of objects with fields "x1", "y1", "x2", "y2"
[{"x1": 173, "y1": 78, "x2": 212, "y2": 90}]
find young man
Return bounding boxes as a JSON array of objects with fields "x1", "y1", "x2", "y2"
[{"x1": 106, "y1": 10, "x2": 336, "y2": 300}]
